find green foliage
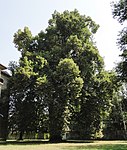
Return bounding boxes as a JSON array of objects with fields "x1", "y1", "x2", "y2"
[
  {"x1": 111, "y1": 1, "x2": 127, "y2": 139},
  {"x1": 72, "y1": 71, "x2": 118, "y2": 139},
  {"x1": 9, "y1": 27, "x2": 48, "y2": 140},
  {"x1": 8, "y1": 9, "x2": 118, "y2": 141},
  {"x1": 111, "y1": 0, "x2": 127, "y2": 23},
  {"x1": 112, "y1": 0, "x2": 127, "y2": 82}
]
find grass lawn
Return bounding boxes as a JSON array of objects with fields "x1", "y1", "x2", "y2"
[{"x1": 0, "y1": 140, "x2": 127, "y2": 150}]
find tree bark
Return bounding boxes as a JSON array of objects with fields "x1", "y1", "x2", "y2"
[
  {"x1": 49, "y1": 102, "x2": 65, "y2": 142},
  {"x1": 18, "y1": 131, "x2": 23, "y2": 140}
]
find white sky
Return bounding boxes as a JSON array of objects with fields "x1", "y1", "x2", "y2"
[{"x1": 0, "y1": 0, "x2": 121, "y2": 70}]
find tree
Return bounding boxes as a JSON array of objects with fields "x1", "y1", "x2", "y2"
[
  {"x1": 110, "y1": 0, "x2": 127, "y2": 139},
  {"x1": 9, "y1": 28, "x2": 48, "y2": 140},
  {"x1": 10, "y1": 10, "x2": 108, "y2": 142},
  {"x1": 70, "y1": 71, "x2": 118, "y2": 139},
  {"x1": 48, "y1": 58, "x2": 83, "y2": 141},
  {"x1": 42, "y1": 10, "x2": 105, "y2": 141},
  {"x1": 111, "y1": 0, "x2": 127, "y2": 81},
  {"x1": 104, "y1": 83, "x2": 127, "y2": 139}
]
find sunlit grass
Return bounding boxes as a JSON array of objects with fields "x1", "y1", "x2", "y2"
[
  {"x1": 67, "y1": 144, "x2": 127, "y2": 150},
  {"x1": 0, "y1": 140, "x2": 127, "y2": 150}
]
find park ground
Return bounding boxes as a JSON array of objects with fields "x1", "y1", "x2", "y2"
[{"x1": 0, "y1": 140, "x2": 127, "y2": 150}]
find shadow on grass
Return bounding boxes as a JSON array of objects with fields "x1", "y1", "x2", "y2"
[{"x1": 0, "y1": 139, "x2": 94, "y2": 145}]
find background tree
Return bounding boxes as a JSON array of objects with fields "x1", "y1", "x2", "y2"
[
  {"x1": 108, "y1": 0, "x2": 127, "y2": 139},
  {"x1": 111, "y1": 0, "x2": 127, "y2": 81},
  {"x1": 104, "y1": 83, "x2": 127, "y2": 139}
]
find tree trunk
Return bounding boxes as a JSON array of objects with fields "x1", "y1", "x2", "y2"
[
  {"x1": 49, "y1": 130, "x2": 62, "y2": 142},
  {"x1": 49, "y1": 102, "x2": 65, "y2": 142},
  {"x1": 119, "y1": 103, "x2": 127, "y2": 139},
  {"x1": 18, "y1": 131, "x2": 23, "y2": 140}
]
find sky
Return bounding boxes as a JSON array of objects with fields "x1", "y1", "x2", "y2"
[{"x1": 0, "y1": 0, "x2": 122, "y2": 70}]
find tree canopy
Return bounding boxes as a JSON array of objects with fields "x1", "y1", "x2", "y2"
[
  {"x1": 4, "y1": 9, "x2": 119, "y2": 142},
  {"x1": 112, "y1": 0, "x2": 127, "y2": 81}
]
